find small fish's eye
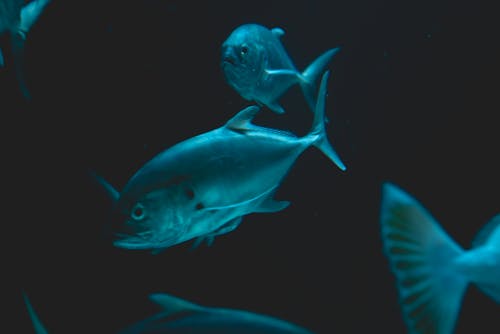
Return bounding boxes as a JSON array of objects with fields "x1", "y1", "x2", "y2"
[
  {"x1": 131, "y1": 203, "x2": 146, "y2": 220},
  {"x1": 240, "y1": 45, "x2": 249, "y2": 55}
]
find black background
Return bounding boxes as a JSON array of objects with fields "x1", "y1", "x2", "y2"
[{"x1": 3, "y1": 0, "x2": 499, "y2": 333}]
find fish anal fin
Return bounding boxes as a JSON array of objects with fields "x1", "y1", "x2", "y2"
[
  {"x1": 267, "y1": 101, "x2": 286, "y2": 114},
  {"x1": 255, "y1": 196, "x2": 290, "y2": 213}
]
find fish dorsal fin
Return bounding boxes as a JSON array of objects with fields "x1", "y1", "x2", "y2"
[
  {"x1": 224, "y1": 106, "x2": 260, "y2": 131},
  {"x1": 471, "y1": 214, "x2": 500, "y2": 248},
  {"x1": 149, "y1": 293, "x2": 204, "y2": 317},
  {"x1": 89, "y1": 172, "x2": 119, "y2": 203},
  {"x1": 271, "y1": 27, "x2": 285, "y2": 38}
]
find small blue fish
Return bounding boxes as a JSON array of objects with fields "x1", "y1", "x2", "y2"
[
  {"x1": 98, "y1": 71, "x2": 346, "y2": 252},
  {"x1": 22, "y1": 291, "x2": 315, "y2": 334},
  {"x1": 221, "y1": 23, "x2": 340, "y2": 115},
  {"x1": 0, "y1": 0, "x2": 51, "y2": 100},
  {"x1": 380, "y1": 182, "x2": 500, "y2": 334},
  {"x1": 119, "y1": 293, "x2": 315, "y2": 334}
]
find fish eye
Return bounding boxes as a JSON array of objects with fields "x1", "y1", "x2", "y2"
[
  {"x1": 131, "y1": 203, "x2": 146, "y2": 221},
  {"x1": 240, "y1": 45, "x2": 249, "y2": 56}
]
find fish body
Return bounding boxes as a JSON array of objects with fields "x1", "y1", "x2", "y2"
[
  {"x1": 106, "y1": 71, "x2": 345, "y2": 251},
  {"x1": 380, "y1": 182, "x2": 500, "y2": 334},
  {"x1": 0, "y1": 0, "x2": 51, "y2": 100},
  {"x1": 22, "y1": 291, "x2": 315, "y2": 334},
  {"x1": 118, "y1": 293, "x2": 315, "y2": 334},
  {"x1": 221, "y1": 23, "x2": 339, "y2": 115}
]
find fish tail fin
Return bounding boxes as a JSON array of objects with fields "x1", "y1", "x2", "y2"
[
  {"x1": 470, "y1": 214, "x2": 500, "y2": 302},
  {"x1": 22, "y1": 291, "x2": 49, "y2": 334},
  {"x1": 10, "y1": 32, "x2": 31, "y2": 100},
  {"x1": 380, "y1": 182, "x2": 468, "y2": 334},
  {"x1": 300, "y1": 47, "x2": 340, "y2": 113},
  {"x1": 308, "y1": 70, "x2": 346, "y2": 171}
]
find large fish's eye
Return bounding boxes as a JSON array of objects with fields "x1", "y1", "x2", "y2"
[
  {"x1": 131, "y1": 203, "x2": 146, "y2": 221},
  {"x1": 240, "y1": 45, "x2": 249, "y2": 56}
]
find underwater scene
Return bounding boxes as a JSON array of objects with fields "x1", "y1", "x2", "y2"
[{"x1": 2, "y1": 0, "x2": 499, "y2": 333}]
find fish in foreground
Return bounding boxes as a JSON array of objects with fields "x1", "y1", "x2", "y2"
[
  {"x1": 221, "y1": 23, "x2": 340, "y2": 115},
  {"x1": 380, "y1": 182, "x2": 500, "y2": 334},
  {"x1": 98, "y1": 71, "x2": 346, "y2": 252},
  {"x1": 119, "y1": 293, "x2": 315, "y2": 334},
  {"x1": 0, "y1": 0, "x2": 51, "y2": 100},
  {"x1": 22, "y1": 291, "x2": 314, "y2": 334}
]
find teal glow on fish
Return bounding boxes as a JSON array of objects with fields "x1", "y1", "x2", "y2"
[
  {"x1": 380, "y1": 182, "x2": 500, "y2": 334},
  {"x1": 98, "y1": 71, "x2": 346, "y2": 252},
  {"x1": 221, "y1": 23, "x2": 340, "y2": 115},
  {"x1": 0, "y1": 0, "x2": 51, "y2": 100},
  {"x1": 22, "y1": 290, "x2": 315, "y2": 334}
]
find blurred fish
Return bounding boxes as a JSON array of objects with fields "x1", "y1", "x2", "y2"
[
  {"x1": 97, "y1": 71, "x2": 346, "y2": 252},
  {"x1": 221, "y1": 23, "x2": 340, "y2": 115},
  {"x1": 22, "y1": 291, "x2": 48, "y2": 334},
  {"x1": 22, "y1": 290, "x2": 315, "y2": 334},
  {"x1": 119, "y1": 293, "x2": 315, "y2": 334},
  {"x1": 380, "y1": 182, "x2": 500, "y2": 334},
  {"x1": 0, "y1": 0, "x2": 51, "y2": 100}
]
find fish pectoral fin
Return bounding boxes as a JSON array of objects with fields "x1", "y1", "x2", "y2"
[
  {"x1": 191, "y1": 217, "x2": 243, "y2": 250},
  {"x1": 271, "y1": 27, "x2": 285, "y2": 38},
  {"x1": 265, "y1": 68, "x2": 299, "y2": 79},
  {"x1": 149, "y1": 293, "x2": 204, "y2": 316},
  {"x1": 224, "y1": 105, "x2": 261, "y2": 131}
]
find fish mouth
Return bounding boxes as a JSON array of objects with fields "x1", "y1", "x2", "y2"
[
  {"x1": 221, "y1": 56, "x2": 236, "y2": 67},
  {"x1": 113, "y1": 232, "x2": 154, "y2": 249},
  {"x1": 113, "y1": 232, "x2": 176, "y2": 250}
]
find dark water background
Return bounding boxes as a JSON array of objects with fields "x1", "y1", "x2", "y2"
[{"x1": 3, "y1": 0, "x2": 499, "y2": 333}]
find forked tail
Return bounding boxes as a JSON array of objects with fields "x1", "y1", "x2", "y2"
[
  {"x1": 380, "y1": 182, "x2": 468, "y2": 334},
  {"x1": 308, "y1": 70, "x2": 346, "y2": 171}
]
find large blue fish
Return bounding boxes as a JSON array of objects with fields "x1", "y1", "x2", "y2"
[
  {"x1": 221, "y1": 23, "x2": 340, "y2": 115},
  {"x1": 22, "y1": 291, "x2": 315, "y2": 334},
  {"x1": 119, "y1": 293, "x2": 315, "y2": 334},
  {"x1": 380, "y1": 182, "x2": 500, "y2": 334},
  {"x1": 0, "y1": 0, "x2": 51, "y2": 100},
  {"x1": 99, "y1": 71, "x2": 346, "y2": 252}
]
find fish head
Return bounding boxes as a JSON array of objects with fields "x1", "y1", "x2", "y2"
[
  {"x1": 112, "y1": 187, "x2": 187, "y2": 250},
  {"x1": 221, "y1": 24, "x2": 269, "y2": 95}
]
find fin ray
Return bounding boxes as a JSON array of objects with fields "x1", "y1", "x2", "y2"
[{"x1": 380, "y1": 183, "x2": 468, "y2": 334}]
